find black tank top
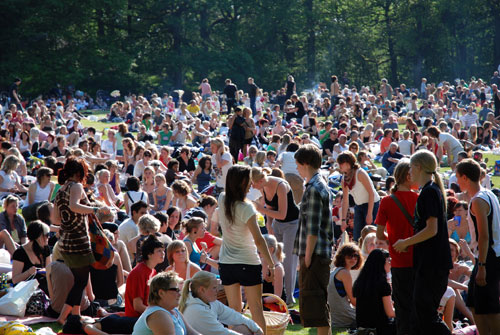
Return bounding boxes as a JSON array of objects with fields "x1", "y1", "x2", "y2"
[
  {"x1": 263, "y1": 181, "x2": 299, "y2": 222},
  {"x1": 494, "y1": 92, "x2": 500, "y2": 116}
]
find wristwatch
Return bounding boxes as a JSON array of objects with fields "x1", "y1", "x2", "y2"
[{"x1": 478, "y1": 262, "x2": 486, "y2": 267}]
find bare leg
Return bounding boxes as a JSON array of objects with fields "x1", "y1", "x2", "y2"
[
  {"x1": 85, "y1": 323, "x2": 109, "y2": 335},
  {"x1": 224, "y1": 283, "x2": 243, "y2": 313},
  {"x1": 0, "y1": 230, "x2": 16, "y2": 256},
  {"x1": 243, "y1": 284, "x2": 266, "y2": 335},
  {"x1": 317, "y1": 326, "x2": 331, "y2": 335},
  {"x1": 453, "y1": 289, "x2": 474, "y2": 324},
  {"x1": 57, "y1": 304, "x2": 72, "y2": 325},
  {"x1": 471, "y1": 308, "x2": 500, "y2": 335}
]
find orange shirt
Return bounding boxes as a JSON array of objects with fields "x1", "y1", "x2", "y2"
[{"x1": 380, "y1": 137, "x2": 392, "y2": 154}]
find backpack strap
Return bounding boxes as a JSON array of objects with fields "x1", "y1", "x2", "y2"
[{"x1": 390, "y1": 194, "x2": 414, "y2": 226}]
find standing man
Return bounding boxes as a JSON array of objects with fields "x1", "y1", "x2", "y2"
[
  {"x1": 227, "y1": 106, "x2": 246, "y2": 162},
  {"x1": 492, "y1": 84, "x2": 500, "y2": 118},
  {"x1": 9, "y1": 78, "x2": 23, "y2": 111},
  {"x1": 248, "y1": 77, "x2": 259, "y2": 115},
  {"x1": 455, "y1": 159, "x2": 500, "y2": 335},
  {"x1": 223, "y1": 78, "x2": 238, "y2": 115},
  {"x1": 293, "y1": 144, "x2": 333, "y2": 335}
]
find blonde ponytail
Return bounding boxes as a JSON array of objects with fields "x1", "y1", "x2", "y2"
[
  {"x1": 178, "y1": 278, "x2": 192, "y2": 313},
  {"x1": 178, "y1": 271, "x2": 217, "y2": 313},
  {"x1": 432, "y1": 171, "x2": 447, "y2": 211}
]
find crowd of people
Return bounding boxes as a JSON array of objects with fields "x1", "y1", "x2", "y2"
[{"x1": 0, "y1": 72, "x2": 500, "y2": 335}]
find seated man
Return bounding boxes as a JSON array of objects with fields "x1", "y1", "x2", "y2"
[
  {"x1": 381, "y1": 142, "x2": 404, "y2": 175},
  {"x1": 125, "y1": 235, "x2": 165, "y2": 317}
]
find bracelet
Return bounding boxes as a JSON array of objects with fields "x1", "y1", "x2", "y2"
[
  {"x1": 341, "y1": 219, "x2": 346, "y2": 222},
  {"x1": 478, "y1": 262, "x2": 486, "y2": 267},
  {"x1": 268, "y1": 265, "x2": 276, "y2": 270}
]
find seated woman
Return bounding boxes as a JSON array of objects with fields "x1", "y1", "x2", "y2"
[
  {"x1": 124, "y1": 176, "x2": 149, "y2": 216},
  {"x1": 0, "y1": 195, "x2": 27, "y2": 255},
  {"x1": 22, "y1": 167, "x2": 55, "y2": 222},
  {"x1": 447, "y1": 201, "x2": 471, "y2": 244},
  {"x1": 328, "y1": 243, "x2": 362, "y2": 328},
  {"x1": 153, "y1": 174, "x2": 173, "y2": 213},
  {"x1": 132, "y1": 271, "x2": 201, "y2": 335},
  {"x1": 96, "y1": 169, "x2": 122, "y2": 210},
  {"x1": 183, "y1": 195, "x2": 221, "y2": 259},
  {"x1": 261, "y1": 234, "x2": 286, "y2": 309},
  {"x1": 353, "y1": 249, "x2": 396, "y2": 335},
  {"x1": 105, "y1": 160, "x2": 121, "y2": 195},
  {"x1": 129, "y1": 214, "x2": 172, "y2": 272},
  {"x1": 166, "y1": 240, "x2": 201, "y2": 281},
  {"x1": 191, "y1": 155, "x2": 213, "y2": 193},
  {"x1": 0, "y1": 154, "x2": 28, "y2": 201},
  {"x1": 90, "y1": 230, "x2": 125, "y2": 305},
  {"x1": 361, "y1": 232, "x2": 377, "y2": 259},
  {"x1": 179, "y1": 271, "x2": 263, "y2": 335},
  {"x1": 182, "y1": 217, "x2": 218, "y2": 270},
  {"x1": 12, "y1": 221, "x2": 51, "y2": 295},
  {"x1": 171, "y1": 180, "x2": 197, "y2": 217}
]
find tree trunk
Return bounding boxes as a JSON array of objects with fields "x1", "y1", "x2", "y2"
[
  {"x1": 493, "y1": 2, "x2": 500, "y2": 69},
  {"x1": 305, "y1": 0, "x2": 315, "y2": 85},
  {"x1": 385, "y1": 0, "x2": 398, "y2": 86}
]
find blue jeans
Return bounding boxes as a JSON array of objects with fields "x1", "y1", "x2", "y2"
[{"x1": 353, "y1": 201, "x2": 380, "y2": 242}]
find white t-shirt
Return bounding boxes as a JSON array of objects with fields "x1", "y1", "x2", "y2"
[
  {"x1": 212, "y1": 152, "x2": 232, "y2": 189},
  {"x1": 0, "y1": 170, "x2": 19, "y2": 198},
  {"x1": 133, "y1": 159, "x2": 147, "y2": 178},
  {"x1": 101, "y1": 139, "x2": 115, "y2": 156},
  {"x1": 398, "y1": 139, "x2": 413, "y2": 156},
  {"x1": 278, "y1": 152, "x2": 299, "y2": 176},
  {"x1": 118, "y1": 218, "x2": 139, "y2": 246},
  {"x1": 218, "y1": 194, "x2": 260, "y2": 265},
  {"x1": 438, "y1": 133, "x2": 462, "y2": 151}
]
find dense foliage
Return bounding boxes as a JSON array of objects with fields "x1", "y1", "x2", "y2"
[{"x1": 1, "y1": 0, "x2": 499, "y2": 98}]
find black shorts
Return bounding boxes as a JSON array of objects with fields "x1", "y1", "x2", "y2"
[
  {"x1": 99, "y1": 314, "x2": 138, "y2": 334},
  {"x1": 466, "y1": 250, "x2": 500, "y2": 314},
  {"x1": 219, "y1": 263, "x2": 262, "y2": 286},
  {"x1": 299, "y1": 254, "x2": 331, "y2": 328}
]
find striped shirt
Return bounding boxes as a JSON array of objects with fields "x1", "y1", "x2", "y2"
[{"x1": 294, "y1": 173, "x2": 334, "y2": 258}]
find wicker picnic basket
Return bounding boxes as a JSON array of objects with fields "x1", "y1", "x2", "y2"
[{"x1": 244, "y1": 293, "x2": 290, "y2": 335}]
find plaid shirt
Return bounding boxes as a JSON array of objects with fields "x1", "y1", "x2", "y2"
[{"x1": 294, "y1": 172, "x2": 334, "y2": 258}]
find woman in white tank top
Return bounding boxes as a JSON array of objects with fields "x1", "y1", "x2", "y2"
[
  {"x1": 22, "y1": 167, "x2": 54, "y2": 222},
  {"x1": 338, "y1": 151, "x2": 380, "y2": 242}
]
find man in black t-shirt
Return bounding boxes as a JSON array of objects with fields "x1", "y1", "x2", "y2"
[
  {"x1": 291, "y1": 94, "x2": 305, "y2": 120},
  {"x1": 322, "y1": 130, "x2": 338, "y2": 156},
  {"x1": 223, "y1": 78, "x2": 238, "y2": 114},
  {"x1": 227, "y1": 106, "x2": 246, "y2": 162},
  {"x1": 248, "y1": 77, "x2": 259, "y2": 115},
  {"x1": 9, "y1": 78, "x2": 22, "y2": 110}
]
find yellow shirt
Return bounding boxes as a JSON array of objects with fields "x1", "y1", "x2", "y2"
[{"x1": 187, "y1": 104, "x2": 200, "y2": 115}]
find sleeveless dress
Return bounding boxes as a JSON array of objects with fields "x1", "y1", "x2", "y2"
[
  {"x1": 54, "y1": 181, "x2": 95, "y2": 268},
  {"x1": 155, "y1": 192, "x2": 167, "y2": 212}
]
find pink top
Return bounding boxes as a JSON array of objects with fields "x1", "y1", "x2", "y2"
[{"x1": 200, "y1": 82, "x2": 211, "y2": 95}]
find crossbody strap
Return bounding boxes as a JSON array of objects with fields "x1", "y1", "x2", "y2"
[{"x1": 390, "y1": 194, "x2": 414, "y2": 226}]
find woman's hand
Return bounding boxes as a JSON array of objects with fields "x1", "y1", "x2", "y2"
[
  {"x1": 28, "y1": 266, "x2": 37, "y2": 276},
  {"x1": 365, "y1": 213, "x2": 373, "y2": 225},
  {"x1": 475, "y1": 266, "x2": 487, "y2": 286},
  {"x1": 393, "y1": 238, "x2": 409, "y2": 253}
]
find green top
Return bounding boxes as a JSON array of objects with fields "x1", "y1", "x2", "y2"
[{"x1": 158, "y1": 130, "x2": 173, "y2": 145}]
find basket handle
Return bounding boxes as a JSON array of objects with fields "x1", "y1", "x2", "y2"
[
  {"x1": 262, "y1": 293, "x2": 289, "y2": 314},
  {"x1": 243, "y1": 293, "x2": 289, "y2": 315}
]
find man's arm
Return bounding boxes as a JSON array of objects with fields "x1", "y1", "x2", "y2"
[
  {"x1": 470, "y1": 197, "x2": 490, "y2": 286},
  {"x1": 304, "y1": 187, "x2": 322, "y2": 267}
]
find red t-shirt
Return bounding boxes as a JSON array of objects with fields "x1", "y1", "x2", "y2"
[
  {"x1": 375, "y1": 190, "x2": 418, "y2": 268},
  {"x1": 380, "y1": 137, "x2": 392, "y2": 154},
  {"x1": 124, "y1": 262, "x2": 156, "y2": 317},
  {"x1": 195, "y1": 231, "x2": 216, "y2": 250}
]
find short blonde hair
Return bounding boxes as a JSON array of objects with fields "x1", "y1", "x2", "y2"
[
  {"x1": 148, "y1": 271, "x2": 182, "y2": 305},
  {"x1": 138, "y1": 214, "x2": 161, "y2": 234}
]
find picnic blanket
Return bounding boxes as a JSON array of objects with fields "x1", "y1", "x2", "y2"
[{"x1": 0, "y1": 315, "x2": 56, "y2": 325}]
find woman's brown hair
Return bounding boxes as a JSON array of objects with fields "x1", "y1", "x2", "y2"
[{"x1": 334, "y1": 243, "x2": 363, "y2": 270}]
